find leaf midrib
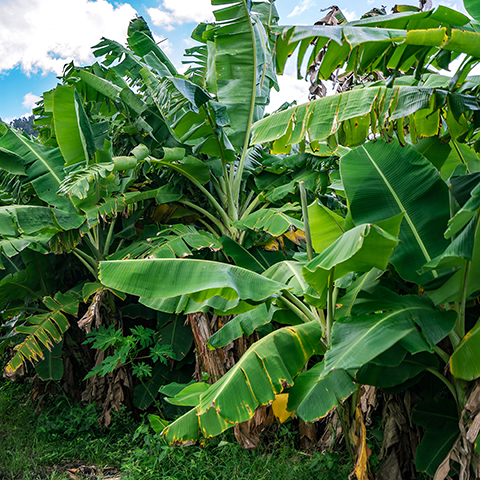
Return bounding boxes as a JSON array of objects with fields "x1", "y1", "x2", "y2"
[{"x1": 361, "y1": 146, "x2": 438, "y2": 278}]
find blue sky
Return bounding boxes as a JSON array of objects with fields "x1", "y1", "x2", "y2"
[{"x1": 0, "y1": 0, "x2": 467, "y2": 122}]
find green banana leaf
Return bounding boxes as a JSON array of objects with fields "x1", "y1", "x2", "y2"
[
  {"x1": 343, "y1": 289, "x2": 456, "y2": 348},
  {"x1": 206, "y1": 0, "x2": 276, "y2": 147},
  {"x1": 157, "y1": 315, "x2": 193, "y2": 361},
  {"x1": 0, "y1": 130, "x2": 75, "y2": 212},
  {"x1": 355, "y1": 351, "x2": 438, "y2": 388},
  {"x1": 426, "y1": 211, "x2": 480, "y2": 304},
  {"x1": 235, "y1": 205, "x2": 304, "y2": 237},
  {"x1": 308, "y1": 201, "x2": 346, "y2": 254},
  {"x1": 341, "y1": 140, "x2": 450, "y2": 286},
  {"x1": 0, "y1": 146, "x2": 26, "y2": 175},
  {"x1": 164, "y1": 382, "x2": 210, "y2": 407},
  {"x1": 35, "y1": 341, "x2": 64, "y2": 381},
  {"x1": 163, "y1": 321, "x2": 322, "y2": 444},
  {"x1": 207, "y1": 303, "x2": 278, "y2": 348},
  {"x1": 450, "y1": 320, "x2": 480, "y2": 381},
  {"x1": 99, "y1": 259, "x2": 287, "y2": 302},
  {"x1": 250, "y1": 85, "x2": 477, "y2": 148},
  {"x1": 52, "y1": 85, "x2": 96, "y2": 166},
  {"x1": 140, "y1": 294, "x2": 240, "y2": 315},
  {"x1": 464, "y1": 0, "x2": 480, "y2": 22},
  {"x1": 287, "y1": 360, "x2": 356, "y2": 423},
  {"x1": 413, "y1": 399, "x2": 459, "y2": 477},
  {"x1": 323, "y1": 310, "x2": 419, "y2": 377},
  {"x1": 303, "y1": 220, "x2": 401, "y2": 299}
]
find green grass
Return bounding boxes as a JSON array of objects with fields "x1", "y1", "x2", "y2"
[{"x1": 0, "y1": 379, "x2": 352, "y2": 480}]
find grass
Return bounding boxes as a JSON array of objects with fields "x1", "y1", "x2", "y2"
[{"x1": 0, "y1": 379, "x2": 353, "y2": 480}]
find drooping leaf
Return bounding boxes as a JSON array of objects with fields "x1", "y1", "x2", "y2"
[
  {"x1": 35, "y1": 341, "x2": 64, "y2": 381},
  {"x1": 99, "y1": 259, "x2": 287, "y2": 303},
  {"x1": 164, "y1": 321, "x2": 322, "y2": 444},
  {"x1": 235, "y1": 205, "x2": 304, "y2": 237}
]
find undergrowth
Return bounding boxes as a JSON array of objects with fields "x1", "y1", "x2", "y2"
[{"x1": 0, "y1": 379, "x2": 353, "y2": 480}]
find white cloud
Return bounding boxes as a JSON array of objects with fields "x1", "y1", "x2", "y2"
[
  {"x1": 0, "y1": 0, "x2": 137, "y2": 75},
  {"x1": 266, "y1": 65, "x2": 310, "y2": 114},
  {"x1": 288, "y1": 0, "x2": 315, "y2": 18},
  {"x1": 147, "y1": 0, "x2": 214, "y2": 31},
  {"x1": 343, "y1": 9, "x2": 357, "y2": 22},
  {"x1": 153, "y1": 34, "x2": 173, "y2": 56},
  {"x1": 183, "y1": 38, "x2": 197, "y2": 49},
  {"x1": 22, "y1": 92, "x2": 41, "y2": 110}
]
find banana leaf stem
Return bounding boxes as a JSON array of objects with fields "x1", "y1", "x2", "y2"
[
  {"x1": 458, "y1": 259, "x2": 471, "y2": 339},
  {"x1": 326, "y1": 271, "x2": 337, "y2": 345},
  {"x1": 426, "y1": 368, "x2": 458, "y2": 404},
  {"x1": 72, "y1": 247, "x2": 98, "y2": 270},
  {"x1": 299, "y1": 181, "x2": 314, "y2": 262},
  {"x1": 433, "y1": 346, "x2": 450, "y2": 364},
  {"x1": 282, "y1": 291, "x2": 319, "y2": 324},
  {"x1": 178, "y1": 199, "x2": 229, "y2": 236},
  {"x1": 280, "y1": 294, "x2": 314, "y2": 325},
  {"x1": 84, "y1": 234, "x2": 103, "y2": 262},
  {"x1": 73, "y1": 250, "x2": 98, "y2": 278},
  {"x1": 239, "y1": 190, "x2": 256, "y2": 218},
  {"x1": 103, "y1": 217, "x2": 117, "y2": 257},
  {"x1": 240, "y1": 195, "x2": 265, "y2": 221}
]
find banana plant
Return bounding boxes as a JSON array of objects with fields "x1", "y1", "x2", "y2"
[{"x1": 103, "y1": 3, "x2": 480, "y2": 479}]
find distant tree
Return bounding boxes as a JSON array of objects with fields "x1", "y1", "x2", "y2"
[{"x1": 9, "y1": 115, "x2": 37, "y2": 137}]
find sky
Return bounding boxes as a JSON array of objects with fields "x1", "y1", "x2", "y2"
[{"x1": 0, "y1": 0, "x2": 470, "y2": 122}]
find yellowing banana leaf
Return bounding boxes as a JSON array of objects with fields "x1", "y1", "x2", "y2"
[
  {"x1": 251, "y1": 83, "x2": 477, "y2": 149},
  {"x1": 5, "y1": 311, "x2": 69, "y2": 376},
  {"x1": 287, "y1": 360, "x2": 356, "y2": 423},
  {"x1": 341, "y1": 140, "x2": 450, "y2": 286},
  {"x1": 271, "y1": 393, "x2": 294, "y2": 424},
  {"x1": 303, "y1": 221, "x2": 401, "y2": 299},
  {"x1": 164, "y1": 321, "x2": 322, "y2": 444},
  {"x1": 100, "y1": 258, "x2": 287, "y2": 302}
]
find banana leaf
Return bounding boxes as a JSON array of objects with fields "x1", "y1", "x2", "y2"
[
  {"x1": 163, "y1": 320, "x2": 322, "y2": 444},
  {"x1": 341, "y1": 140, "x2": 450, "y2": 286},
  {"x1": 99, "y1": 258, "x2": 287, "y2": 302}
]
